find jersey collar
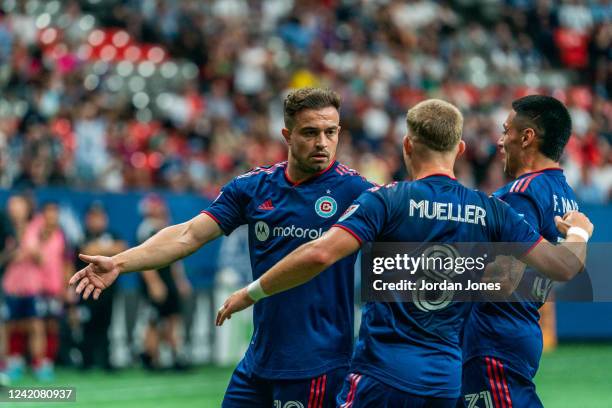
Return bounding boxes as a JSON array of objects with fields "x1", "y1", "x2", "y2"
[
  {"x1": 284, "y1": 160, "x2": 337, "y2": 187},
  {"x1": 415, "y1": 173, "x2": 457, "y2": 181},
  {"x1": 517, "y1": 167, "x2": 563, "y2": 179}
]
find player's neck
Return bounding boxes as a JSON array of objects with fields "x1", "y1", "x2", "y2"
[
  {"x1": 514, "y1": 155, "x2": 561, "y2": 178},
  {"x1": 285, "y1": 159, "x2": 333, "y2": 185},
  {"x1": 409, "y1": 162, "x2": 455, "y2": 181}
]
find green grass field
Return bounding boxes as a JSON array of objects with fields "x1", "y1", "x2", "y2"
[{"x1": 5, "y1": 343, "x2": 611, "y2": 407}]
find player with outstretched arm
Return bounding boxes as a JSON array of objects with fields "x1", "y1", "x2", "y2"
[{"x1": 70, "y1": 88, "x2": 375, "y2": 407}]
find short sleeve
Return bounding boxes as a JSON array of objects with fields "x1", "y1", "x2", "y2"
[
  {"x1": 333, "y1": 189, "x2": 387, "y2": 244},
  {"x1": 203, "y1": 178, "x2": 248, "y2": 235},
  {"x1": 351, "y1": 176, "x2": 378, "y2": 196}
]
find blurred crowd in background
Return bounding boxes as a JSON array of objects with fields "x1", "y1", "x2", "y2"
[
  {"x1": 0, "y1": 0, "x2": 610, "y2": 202},
  {"x1": 0, "y1": 191, "x2": 196, "y2": 380}
]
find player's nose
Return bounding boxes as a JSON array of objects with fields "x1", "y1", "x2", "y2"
[{"x1": 315, "y1": 133, "x2": 328, "y2": 148}]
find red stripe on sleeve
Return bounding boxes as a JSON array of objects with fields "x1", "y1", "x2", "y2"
[
  {"x1": 511, "y1": 178, "x2": 526, "y2": 193},
  {"x1": 201, "y1": 210, "x2": 222, "y2": 225},
  {"x1": 509, "y1": 180, "x2": 519, "y2": 193},
  {"x1": 332, "y1": 225, "x2": 363, "y2": 245},
  {"x1": 519, "y1": 173, "x2": 541, "y2": 192},
  {"x1": 523, "y1": 235, "x2": 544, "y2": 257}
]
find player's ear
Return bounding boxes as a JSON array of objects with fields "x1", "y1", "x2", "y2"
[
  {"x1": 281, "y1": 127, "x2": 291, "y2": 144},
  {"x1": 521, "y1": 127, "x2": 537, "y2": 148},
  {"x1": 456, "y1": 140, "x2": 466, "y2": 158},
  {"x1": 403, "y1": 135, "x2": 413, "y2": 156}
]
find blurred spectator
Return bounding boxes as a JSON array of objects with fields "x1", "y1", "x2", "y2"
[
  {"x1": 0, "y1": 0, "x2": 607, "y2": 202},
  {"x1": 558, "y1": 0, "x2": 593, "y2": 34},
  {"x1": 0, "y1": 195, "x2": 21, "y2": 382},
  {"x1": 2, "y1": 194, "x2": 36, "y2": 383},
  {"x1": 35, "y1": 202, "x2": 71, "y2": 380},
  {"x1": 74, "y1": 201, "x2": 126, "y2": 370},
  {"x1": 137, "y1": 194, "x2": 191, "y2": 371},
  {"x1": 2, "y1": 198, "x2": 60, "y2": 381},
  {"x1": 74, "y1": 102, "x2": 109, "y2": 187},
  {"x1": 575, "y1": 165, "x2": 607, "y2": 204}
]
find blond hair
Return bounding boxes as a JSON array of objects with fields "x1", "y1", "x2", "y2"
[{"x1": 406, "y1": 99, "x2": 463, "y2": 151}]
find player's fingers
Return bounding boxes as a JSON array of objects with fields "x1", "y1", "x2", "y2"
[
  {"x1": 75, "y1": 277, "x2": 90, "y2": 294},
  {"x1": 555, "y1": 215, "x2": 571, "y2": 226},
  {"x1": 93, "y1": 288, "x2": 102, "y2": 300},
  {"x1": 216, "y1": 300, "x2": 230, "y2": 326},
  {"x1": 554, "y1": 216, "x2": 572, "y2": 235},
  {"x1": 562, "y1": 210, "x2": 578, "y2": 220},
  {"x1": 215, "y1": 305, "x2": 224, "y2": 326},
  {"x1": 78, "y1": 253, "x2": 97, "y2": 264},
  {"x1": 83, "y1": 284, "x2": 95, "y2": 300},
  {"x1": 218, "y1": 304, "x2": 233, "y2": 326},
  {"x1": 69, "y1": 269, "x2": 86, "y2": 286},
  {"x1": 216, "y1": 309, "x2": 225, "y2": 326}
]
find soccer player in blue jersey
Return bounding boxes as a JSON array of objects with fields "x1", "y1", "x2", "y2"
[
  {"x1": 460, "y1": 95, "x2": 586, "y2": 408},
  {"x1": 216, "y1": 99, "x2": 593, "y2": 407},
  {"x1": 69, "y1": 87, "x2": 375, "y2": 407}
]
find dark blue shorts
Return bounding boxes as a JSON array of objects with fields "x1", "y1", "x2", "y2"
[
  {"x1": 460, "y1": 357, "x2": 543, "y2": 408},
  {"x1": 336, "y1": 373, "x2": 458, "y2": 408},
  {"x1": 4, "y1": 296, "x2": 46, "y2": 320},
  {"x1": 222, "y1": 359, "x2": 347, "y2": 408}
]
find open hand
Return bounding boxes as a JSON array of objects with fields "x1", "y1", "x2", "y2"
[
  {"x1": 215, "y1": 288, "x2": 255, "y2": 326},
  {"x1": 69, "y1": 254, "x2": 121, "y2": 300}
]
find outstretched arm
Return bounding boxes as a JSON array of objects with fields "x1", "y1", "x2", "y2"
[
  {"x1": 70, "y1": 213, "x2": 222, "y2": 300},
  {"x1": 115, "y1": 213, "x2": 222, "y2": 273},
  {"x1": 216, "y1": 227, "x2": 361, "y2": 325}
]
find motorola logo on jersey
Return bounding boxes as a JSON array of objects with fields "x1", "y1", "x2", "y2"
[
  {"x1": 273, "y1": 225, "x2": 324, "y2": 240},
  {"x1": 315, "y1": 196, "x2": 337, "y2": 218},
  {"x1": 253, "y1": 221, "x2": 324, "y2": 242},
  {"x1": 254, "y1": 221, "x2": 270, "y2": 241}
]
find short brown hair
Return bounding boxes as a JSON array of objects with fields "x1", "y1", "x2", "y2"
[
  {"x1": 406, "y1": 99, "x2": 463, "y2": 151},
  {"x1": 284, "y1": 88, "x2": 341, "y2": 130}
]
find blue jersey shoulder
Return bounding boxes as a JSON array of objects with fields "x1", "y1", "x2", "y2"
[
  {"x1": 499, "y1": 172, "x2": 548, "y2": 200},
  {"x1": 235, "y1": 161, "x2": 287, "y2": 181},
  {"x1": 334, "y1": 162, "x2": 377, "y2": 190}
]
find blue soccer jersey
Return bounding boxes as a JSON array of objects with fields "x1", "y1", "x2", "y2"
[
  {"x1": 462, "y1": 168, "x2": 579, "y2": 379},
  {"x1": 334, "y1": 175, "x2": 542, "y2": 398},
  {"x1": 204, "y1": 161, "x2": 374, "y2": 379}
]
